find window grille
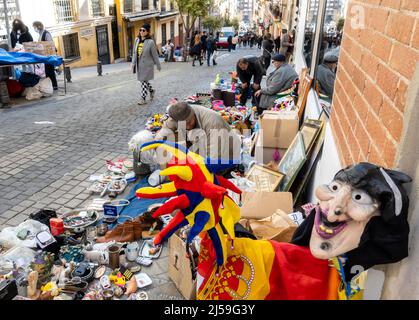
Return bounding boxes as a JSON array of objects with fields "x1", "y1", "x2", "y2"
[
  {"x1": 91, "y1": 0, "x2": 105, "y2": 17},
  {"x1": 63, "y1": 32, "x2": 80, "y2": 59},
  {"x1": 124, "y1": 0, "x2": 134, "y2": 13},
  {"x1": 53, "y1": 0, "x2": 77, "y2": 23}
]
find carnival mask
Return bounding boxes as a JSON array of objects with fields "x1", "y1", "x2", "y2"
[{"x1": 309, "y1": 163, "x2": 411, "y2": 260}]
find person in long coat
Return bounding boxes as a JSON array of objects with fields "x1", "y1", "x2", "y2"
[
  {"x1": 255, "y1": 53, "x2": 298, "y2": 115},
  {"x1": 131, "y1": 23, "x2": 161, "y2": 105},
  {"x1": 262, "y1": 33, "x2": 274, "y2": 70},
  {"x1": 190, "y1": 34, "x2": 203, "y2": 66}
]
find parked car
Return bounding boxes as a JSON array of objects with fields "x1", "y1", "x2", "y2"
[{"x1": 216, "y1": 27, "x2": 235, "y2": 49}]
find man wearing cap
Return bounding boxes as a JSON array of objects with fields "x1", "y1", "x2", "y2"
[
  {"x1": 155, "y1": 102, "x2": 241, "y2": 162},
  {"x1": 254, "y1": 53, "x2": 298, "y2": 115},
  {"x1": 316, "y1": 52, "x2": 338, "y2": 98}
]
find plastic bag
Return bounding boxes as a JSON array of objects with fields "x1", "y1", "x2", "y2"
[
  {"x1": 0, "y1": 219, "x2": 49, "y2": 248},
  {"x1": 0, "y1": 246, "x2": 36, "y2": 270},
  {"x1": 37, "y1": 77, "x2": 53, "y2": 96},
  {"x1": 23, "y1": 87, "x2": 43, "y2": 100},
  {"x1": 34, "y1": 63, "x2": 46, "y2": 78}
]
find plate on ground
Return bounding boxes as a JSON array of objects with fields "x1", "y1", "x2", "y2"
[
  {"x1": 135, "y1": 273, "x2": 152, "y2": 288},
  {"x1": 139, "y1": 240, "x2": 162, "y2": 259}
]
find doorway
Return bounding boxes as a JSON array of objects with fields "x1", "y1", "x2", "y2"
[
  {"x1": 96, "y1": 25, "x2": 111, "y2": 64},
  {"x1": 111, "y1": 20, "x2": 120, "y2": 59}
]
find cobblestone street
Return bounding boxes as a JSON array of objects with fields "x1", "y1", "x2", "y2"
[{"x1": 0, "y1": 47, "x2": 258, "y2": 299}]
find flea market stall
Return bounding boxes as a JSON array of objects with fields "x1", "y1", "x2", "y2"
[
  {"x1": 0, "y1": 46, "x2": 64, "y2": 108},
  {"x1": 0, "y1": 67, "x2": 411, "y2": 301}
]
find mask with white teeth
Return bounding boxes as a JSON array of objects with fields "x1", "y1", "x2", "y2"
[{"x1": 309, "y1": 180, "x2": 380, "y2": 259}]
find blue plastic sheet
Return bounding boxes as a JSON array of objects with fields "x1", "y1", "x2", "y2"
[
  {"x1": 0, "y1": 48, "x2": 63, "y2": 67},
  {"x1": 108, "y1": 177, "x2": 168, "y2": 229}
]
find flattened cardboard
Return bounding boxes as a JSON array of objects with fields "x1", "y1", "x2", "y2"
[
  {"x1": 259, "y1": 110, "x2": 299, "y2": 148},
  {"x1": 240, "y1": 191, "x2": 293, "y2": 219}
]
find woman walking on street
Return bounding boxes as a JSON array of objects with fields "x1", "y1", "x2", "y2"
[
  {"x1": 131, "y1": 23, "x2": 161, "y2": 105},
  {"x1": 190, "y1": 34, "x2": 203, "y2": 66}
]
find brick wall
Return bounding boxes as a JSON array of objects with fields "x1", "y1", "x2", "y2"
[{"x1": 330, "y1": 0, "x2": 419, "y2": 168}]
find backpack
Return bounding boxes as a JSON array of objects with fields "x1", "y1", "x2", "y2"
[{"x1": 207, "y1": 38, "x2": 215, "y2": 51}]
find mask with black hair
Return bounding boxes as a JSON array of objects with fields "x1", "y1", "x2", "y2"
[{"x1": 292, "y1": 162, "x2": 411, "y2": 280}]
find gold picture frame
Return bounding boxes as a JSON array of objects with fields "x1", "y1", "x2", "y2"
[
  {"x1": 277, "y1": 132, "x2": 307, "y2": 192},
  {"x1": 300, "y1": 120, "x2": 322, "y2": 153},
  {"x1": 245, "y1": 164, "x2": 285, "y2": 192}
]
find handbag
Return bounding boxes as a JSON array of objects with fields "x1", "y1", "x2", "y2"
[{"x1": 30, "y1": 209, "x2": 57, "y2": 229}]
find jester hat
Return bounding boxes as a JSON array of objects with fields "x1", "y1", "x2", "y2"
[{"x1": 136, "y1": 141, "x2": 242, "y2": 267}]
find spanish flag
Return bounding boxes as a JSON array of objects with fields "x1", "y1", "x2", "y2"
[{"x1": 196, "y1": 234, "x2": 332, "y2": 300}]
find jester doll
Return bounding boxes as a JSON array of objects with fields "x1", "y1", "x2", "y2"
[{"x1": 136, "y1": 141, "x2": 411, "y2": 300}]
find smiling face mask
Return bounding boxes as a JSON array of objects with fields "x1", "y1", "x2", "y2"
[{"x1": 309, "y1": 180, "x2": 380, "y2": 259}]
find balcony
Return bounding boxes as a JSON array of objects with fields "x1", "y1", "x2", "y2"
[
  {"x1": 91, "y1": 0, "x2": 105, "y2": 17},
  {"x1": 53, "y1": 0, "x2": 77, "y2": 23},
  {"x1": 122, "y1": 0, "x2": 160, "y2": 22}
]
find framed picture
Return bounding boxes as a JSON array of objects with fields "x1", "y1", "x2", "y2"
[
  {"x1": 291, "y1": 113, "x2": 328, "y2": 206},
  {"x1": 300, "y1": 122, "x2": 320, "y2": 153},
  {"x1": 277, "y1": 132, "x2": 307, "y2": 192},
  {"x1": 300, "y1": 118, "x2": 323, "y2": 151},
  {"x1": 245, "y1": 164, "x2": 285, "y2": 192},
  {"x1": 250, "y1": 131, "x2": 258, "y2": 157}
]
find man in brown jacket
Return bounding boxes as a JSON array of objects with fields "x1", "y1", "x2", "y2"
[{"x1": 155, "y1": 102, "x2": 241, "y2": 163}]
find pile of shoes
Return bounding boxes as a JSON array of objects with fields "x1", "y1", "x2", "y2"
[{"x1": 96, "y1": 204, "x2": 164, "y2": 244}]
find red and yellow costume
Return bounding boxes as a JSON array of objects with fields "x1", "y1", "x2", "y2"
[{"x1": 136, "y1": 141, "x2": 356, "y2": 300}]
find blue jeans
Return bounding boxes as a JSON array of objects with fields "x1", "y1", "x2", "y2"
[{"x1": 207, "y1": 50, "x2": 214, "y2": 66}]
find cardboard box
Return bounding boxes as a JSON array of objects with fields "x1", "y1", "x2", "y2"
[
  {"x1": 23, "y1": 41, "x2": 56, "y2": 56},
  {"x1": 259, "y1": 110, "x2": 299, "y2": 148},
  {"x1": 168, "y1": 232, "x2": 196, "y2": 299},
  {"x1": 254, "y1": 131, "x2": 287, "y2": 164},
  {"x1": 240, "y1": 191, "x2": 293, "y2": 219}
]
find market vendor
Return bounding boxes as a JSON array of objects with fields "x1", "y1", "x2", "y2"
[
  {"x1": 236, "y1": 56, "x2": 266, "y2": 106},
  {"x1": 254, "y1": 53, "x2": 298, "y2": 115},
  {"x1": 155, "y1": 102, "x2": 241, "y2": 163},
  {"x1": 316, "y1": 51, "x2": 338, "y2": 98}
]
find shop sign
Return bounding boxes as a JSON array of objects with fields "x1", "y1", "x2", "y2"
[{"x1": 80, "y1": 27, "x2": 94, "y2": 38}]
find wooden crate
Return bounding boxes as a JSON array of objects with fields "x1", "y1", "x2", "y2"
[{"x1": 23, "y1": 41, "x2": 56, "y2": 56}]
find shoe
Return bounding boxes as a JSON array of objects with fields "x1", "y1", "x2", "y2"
[
  {"x1": 213, "y1": 61, "x2": 217, "y2": 66},
  {"x1": 96, "y1": 221, "x2": 135, "y2": 243},
  {"x1": 53, "y1": 87, "x2": 58, "y2": 91},
  {"x1": 200, "y1": 62, "x2": 203, "y2": 66},
  {"x1": 133, "y1": 221, "x2": 143, "y2": 240},
  {"x1": 137, "y1": 99, "x2": 147, "y2": 105}
]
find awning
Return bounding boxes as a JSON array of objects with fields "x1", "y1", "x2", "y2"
[
  {"x1": 0, "y1": 48, "x2": 63, "y2": 67},
  {"x1": 123, "y1": 10, "x2": 160, "y2": 22},
  {"x1": 156, "y1": 11, "x2": 179, "y2": 20}
]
